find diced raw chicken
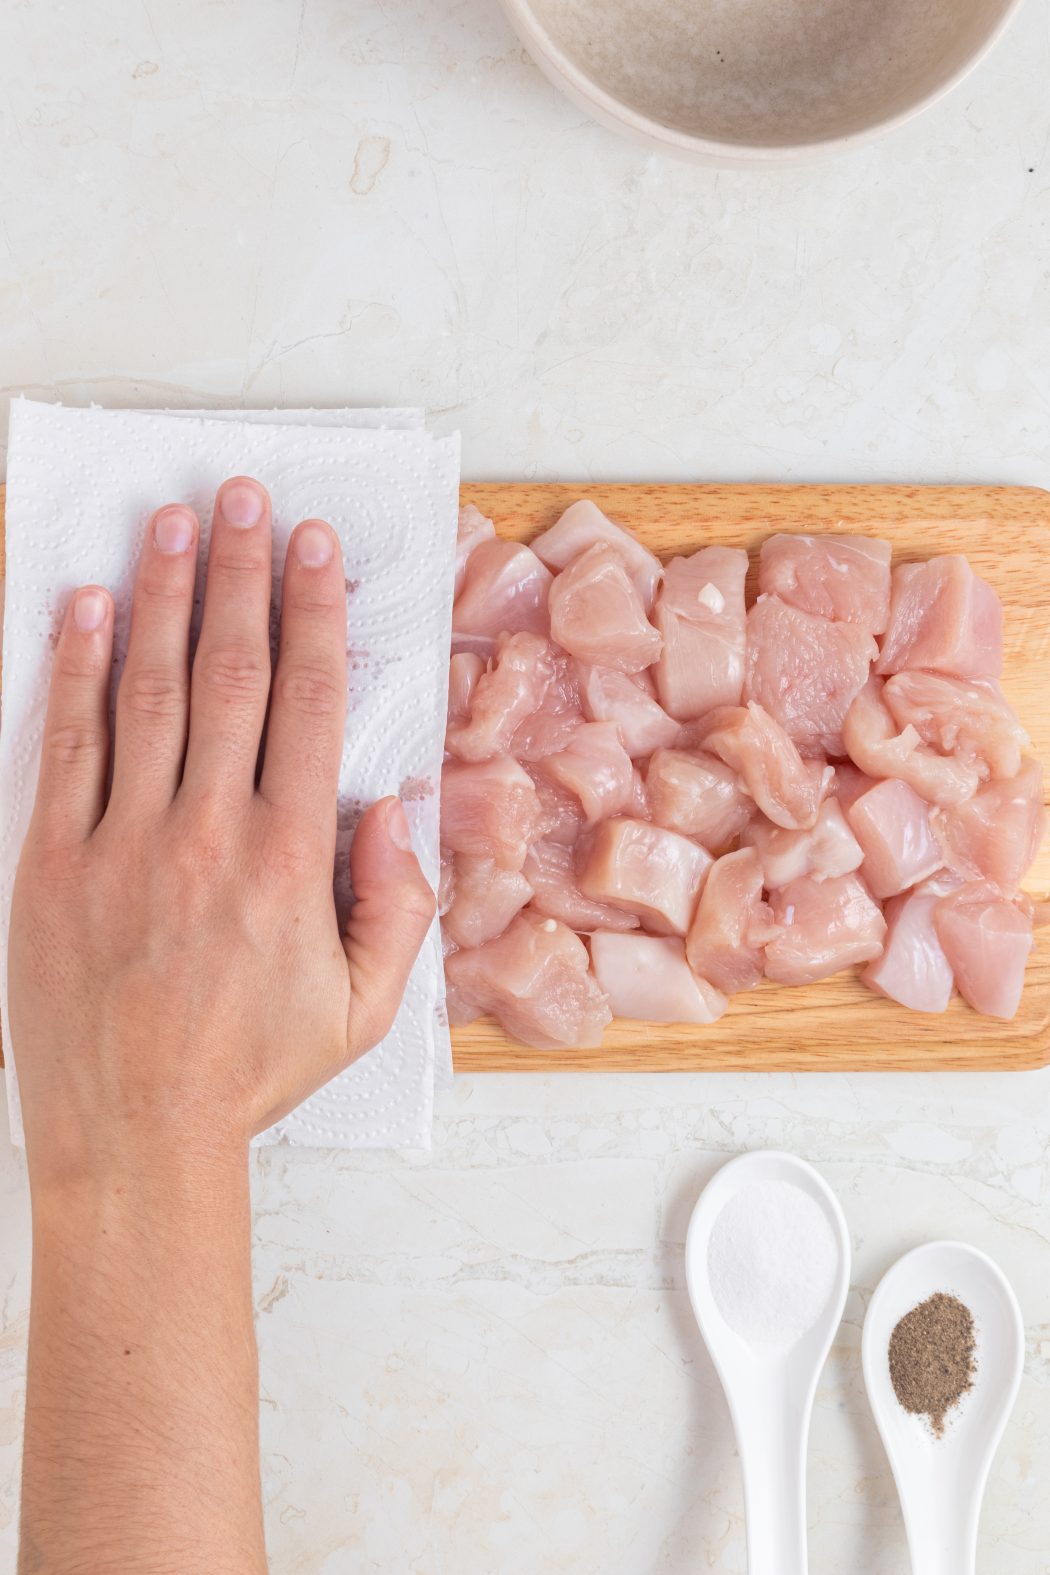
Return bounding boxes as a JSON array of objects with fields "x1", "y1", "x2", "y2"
[
  {"x1": 530, "y1": 499, "x2": 663, "y2": 610},
  {"x1": 646, "y1": 748, "x2": 754, "y2": 849},
  {"x1": 765, "y1": 873, "x2": 886, "y2": 984},
  {"x1": 539, "y1": 720, "x2": 634, "y2": 825},
  {"x1": 652, "y1": 546, "x2": 748, "y2": 721},
  {"x1": 523, "y1": 841, "x2": 640, "y2": 933},
  {"x1": 743, "y1": 798, "x2": 864, "y2": 889},
  {"x1": 437, "y1": 851, "x2": 455, "y2": 917},
  {"x1": 442, "y1": 856, "x2": 533, "y2": 949},
  {"x1": 862, "y1": 889, "x2": 954, "y2": 1013},
  {"x1": 444, "y1": 968, "x2": 482, "y2": 1028},
  {"x1": 440, "y1": 756, "x2": 541, "y2": 870},
  {"x1": 590, "y1": 933, "x2": 727, "y2": 1023},
  {"x1": 831, "y1": 760, "x2": 881, "y2": 811},
  {"x1": 846, "y1": 778, "x2": 943, "y2": 899},
  {"x1": 445, "y1": 634, "x2": 556, "y2": 762},
  {"x1": 934, "y1": 883, "x2": 1034, "y2": 1019},
  {"x1": 579, "y1": 665, "x2": 680, "y2": 757},
  {"x1": 626, "y1": 767, "x2": 650, "y2": 820},
  {"x1": 454, "y1": 503, "x2": 496, "y2": 597},
  {"x1": 452, "y1": 539, "x2": 553, "y2": 654},
  {"x1": 758, "y1": 534, "x2": 892, "y2": 633},
  {"x1": 700, "y1": 703, "x2": 832, "y2": 832},
  {"x1": 686, "y1": 847, "x2": 779, "y2": 993},
  {"x1": 578, "y1": 818, "x2": 713, "y2": 936},
  {"x1": 444, "y1": 912, "x2": 612, "y2": 1049},
  {"x1": 842, "y1": 677, "x2": 981, "y2": 806},
  {"x1": 548, "y1": 544, "x2": 662, "y2": 673},
  {"x1": 446, "y1": 652, "x2": 485, "y2": 728},
  {"x1": 883, "y1": 672, "x2": 1028, "y2": 781},
  {"x1": 876, "y1": 555, "x2": 1003, "y2": 679},
  {"x1": 525, "y1": 767, "x2": 586, "y2": 846},
  {"x1": 744, "y1": 595, "x2": 878, "y2": 757},
  {"x1": 931, "y1": 757, "x2": 1046, "y2": 891}
]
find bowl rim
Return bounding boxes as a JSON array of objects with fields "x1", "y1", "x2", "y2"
[{"x1": 497, "y1": 0, "x2": 1028, "y2": 164}]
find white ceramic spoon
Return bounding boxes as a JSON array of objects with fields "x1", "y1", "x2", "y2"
[
  {"x1": 684, "y1": 1151, "x2": 851, "y2": 1575},
  {"x1": 862, "y1": 1241, "x2": 1024, "y2": 1575}
]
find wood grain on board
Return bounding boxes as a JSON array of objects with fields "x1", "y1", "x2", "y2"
[{"x1": 1, "y1": 481, "x2": 1048, "y2": 1073}]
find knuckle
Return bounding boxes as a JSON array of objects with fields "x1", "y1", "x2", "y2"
[
  {"x1": 275, "y1": 661, "x2": 344, "y2": 720},
  {"x1": 45, "y1": 721, "x2": 107, "y2": 770},
  {"x1": 121, "y1": 664, "x2": 186, "y2": 722},
  {"x1": 138, "y1": 564, "x2": 192, "y2": 604},
  {"x1": 197, "y1": 644, "x2": 270, "y2": 705},
  {"x1": 209, "y1": 548, "x2": 270, "y2": 581},
  {"x1": 399, "y1": 876, "x2": 437, "y2": 928}
]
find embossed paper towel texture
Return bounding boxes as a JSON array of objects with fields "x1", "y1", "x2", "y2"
[{"x1": 0, "y1": 400, "x2": 459, "y2": 1149}]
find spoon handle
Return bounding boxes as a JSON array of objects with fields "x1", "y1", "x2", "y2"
[{"x1": 735, "y1": 1405, "x2": 808, "y2": 1575}]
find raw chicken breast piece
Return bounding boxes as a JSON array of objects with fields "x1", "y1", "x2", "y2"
[
  {"x1": 744, "y1": 595, "x2": 878, "y2": 757},
  {"x1": 444, "y1": 968, "x2": 482, "y2": 1028},
  {"x1": 843, "y1": 677, "x2": 980, "y2": 806},
  {"x1": 438, "y1": 851, "x2": 455, "y2": 917},
  {"x1": 700, "y1": 703, "x2": 832, "y2": 831},
  {"x1": 579, "y1": 665, "x2": 680, "y2": 757},
  {"x1": 525, "y1": 767, "x2": 586, "y2": 846},
  {"x1": 445, "y1": 633, "x2": 556, "y2": 762},
  {"x1": 440, "y1": 756, "x2": 541, "y2": 870},
  {"x1": 539, "y1": 720, "x2": 634, "y2": 825},
  {"x1": 876, "y1": 554, "x2": 1003, "y2": 679},
  {"x1": 883, "y1": 671, "x2": 1028, "y2": 781},
  {"x1": 579, "y1": 818, "x2": 713, "y2": 936},
  {"x1": 686, "y1": 847, "x2": 778, "y2": 993},
  {"x1": 591, "y1": 933, "x2": 727, "y2": 1024},
  {"x1": 442, "y1": 856, "x2": 533, "y2": 949},
  {"x1": 831, "y1": 760, "x2": 881, "y2": 811},
  {"x1": 934, "y1": 883, "x2": 1034, "y2": 1019},
  {"x1": 758, "y1": 534, "x2": 892, "y2": 633},
  {"x1": 530, "y1": 499, "x2": 663, "y2": 610},
  {"x1": 862, "y1": 889, "x2": 954, "y2": 1013},
  {"x1": 765, "y1": 873, "x2": 886, "y2": 984},
  {"x1": 846, "y1": 778, "x2": 943, "y2": 899},
  {"x1": 444, "y1": 912, "x2": 612, "y2": 1049},
  {"x1": 646, "y1": 748, "x2": 755, "y2": 849},
  {"x1": 447, "y1": 652, "x2": 485, "y2": 727},
  {"x1": 452, "y1": 538, "x2": 553, "y2": 653},
  {"x1": 743, "y1": 797, "x2": 863, "y2": 889},
  {"x1": 548, "y1": 544, "x2": 662, "y2": 673},
  {"x1": 524, "y1": 841, "x2": 640, "y2": 933},
  {"x1": 931, "y1": 757, "x2": 1046, "y2": 891},
  {"x1": 652, "y1": 546, "x2": 748, "y2": 721},
  {"x1": 454, "y1": 504, "x2": 496, "y2": 597}
]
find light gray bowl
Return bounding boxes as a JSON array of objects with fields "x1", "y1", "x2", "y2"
[{"x1": 498, "y1": 0, "x2": 1026, "y2": 164}]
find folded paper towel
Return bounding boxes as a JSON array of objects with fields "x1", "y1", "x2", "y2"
[{"x1": 0, "y1": 400, "x2": 460, "y2": 1149}]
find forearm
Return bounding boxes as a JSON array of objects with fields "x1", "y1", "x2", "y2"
[{"x1": 20, "y1": 1146, "x2": 266, "y2": 1575}]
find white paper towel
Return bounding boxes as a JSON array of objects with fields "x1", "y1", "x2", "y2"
[{"x1": 0, "y1": 399, "x2": 460, "y2": 1149}]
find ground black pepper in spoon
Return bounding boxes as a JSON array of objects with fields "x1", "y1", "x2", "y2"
[{"x1": 888, "y1": 1291, "x2": 976, "y2": 1437}]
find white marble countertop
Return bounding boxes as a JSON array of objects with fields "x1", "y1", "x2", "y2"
[{"x1": 2, "y1": 1, "x2": 1050, "y2": 1568}]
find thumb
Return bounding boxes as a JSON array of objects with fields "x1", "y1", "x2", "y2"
[{"x1": 343, "y1": 796, "x2": 436, "y2": 1054}]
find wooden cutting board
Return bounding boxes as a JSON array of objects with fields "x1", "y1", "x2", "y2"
[{"x1": 2, "y1": 482, "x2": 1049, "y2": 1073}]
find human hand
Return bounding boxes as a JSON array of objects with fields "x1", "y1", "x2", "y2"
[{"x1": 9, "y1": 477, "x2": 435, "y2": 1193}]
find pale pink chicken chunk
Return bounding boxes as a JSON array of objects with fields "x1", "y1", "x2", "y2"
[
  {"x1": 452, "y1": 539, "x2": 553, "y2": 656},
  {"x1": 523, "y1": 840, "x2": 639, "y2": 933},
  {"x1": 548, "y1": 544, "x2": 662, "y2": 674},
  {"x1": 700, "y1": 703, "x2": 832, "y2": 832},
  {"x1": 646, "y1": 748, "x2": 755, "y2": 849},
  {"x1": 883, "y1": 672, "x2": 1028, "y2": 781},
  {"x1": 579, "y1": 665, "x2": 680, "y2": 757},
  {"x1": 744, "y1": 595, "x2": 877, "y2": 757},
  {"x1": 539, "y1": 720, "x2": 634, "y2": 826},
  {"x1": 444, "y1": 912, "x2": 612, "y2": 1049},
  {"x1": 846, "y1": 778, "x2": 943, "y2": 899},
  {"x1": 454, "y1": 504, "x2": 496, "y2": 597},
  {"x1": 862, "y1": 889, "x2": 954, "y2": 1014},
  {"x1": 843, "y1": 678, "x2": 981, "y2": 806},
  {"x1": 445, "y1": 633, "x2": 556, "y2": 763},
  {"x1": 652, "y1": 546, "x2": 748, "y2": 721},
  {"x1": 831, "y1": 760, "x2": 881, "y2": 811},
  {"x1": 743, "y1": 797, "x2": 863, "y2": 889},
  {"x1": 446, "y1": 652, "x2": 485, "y2": 728},
  {"x1": 935, "y1": 883, "x2": 1034, "y2": 1019},
  {"x1": 442, "y1": 856, "x2": 533, "y2": 949},
  {"x1": 765, "y1": 873, "x2": 886, "y2": 984},
  {"x1": 440, "y1": 756, "x2": 541, "y2": 870},
  {"x1": 590, "y1": 933, "x2": 727, "y2": 1024},
  {"x1": 931, "y1": 757, "x2": 1046, "y2": 891},
  {"x1": 758, "y1": 534, "x2": 892, "y2": 633},
  {"x1": 876, "y1": 555, "x2": 1003, "y2": 679},
  {"x1": 525, "y1": 767, "x2": 586, "y2": 846},
  {"x1": 579, "y1": 817, "x2": 713, "y2": 936},
  {"x1": 530, "y1": 499, "x2": 663, "y2": 610},
  {"x1": 686, "y1": 847, "x2": 779, "y2": 993}
]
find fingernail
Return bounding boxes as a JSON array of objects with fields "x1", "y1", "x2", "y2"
[
  {"x1": 220, "y1": 480, "x2": 265, "y2": 528},
  {"x1": 153, "y1": 506, "x2": 195, "y2": 554},
  {"x1": 387, "y1": 798, "x2": 413, "y2": 852},
  {"x1": 295, "y1": 521, "x2": 334, "y2": 568},
  {"x1": 73, "y1": 588, "x2": 108, "y2": 633}
]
